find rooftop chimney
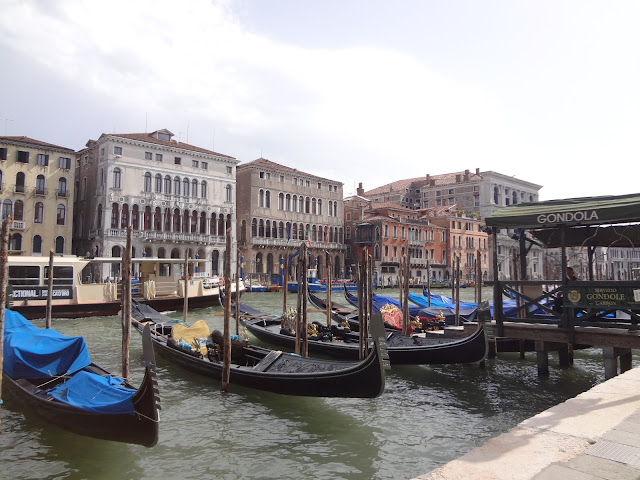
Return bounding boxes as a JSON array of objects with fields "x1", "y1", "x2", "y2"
[
  {"x1": 476, "y1": 168, "x2": 480, "y2": 175},
  {"x1": 464, "y1": 169, "x2": 470, "y2": 181},
  {"x1": 356, "y1": 182, "x2": 364, "y2": 196},
  {"x1": 456, "y1": 174, "x2": 461, "y2": 183}
]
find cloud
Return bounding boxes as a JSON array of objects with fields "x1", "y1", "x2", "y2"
[{"x1": 1, "y1": 0, "x2": 639, "y2": 201}]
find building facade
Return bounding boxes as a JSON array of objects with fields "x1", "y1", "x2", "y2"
[
  {"x1": 363, "y1": 169, "x2": 543, "y2": 280},
  {"x1": 429, "y1": 209, "x2": 490, "y2": 284},
  {"x1": 347, "y1": 198, "x2": 449, "y2": 286},
  {"x1": 236, "y1": 158, "x2": 345, "y2": 283},
  {"x1": 0, "y1": 136, "x2": 76, "y2": 255},
  {"x1": 72, "y1": 129, "x2": 238, "y2": 281}
]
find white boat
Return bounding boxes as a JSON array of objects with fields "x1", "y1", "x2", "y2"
[{"x1": 6, "y1": 255, "x2": 244, "y2": 319}]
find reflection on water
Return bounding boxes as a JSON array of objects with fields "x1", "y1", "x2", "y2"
[{"x1": 1, "y1": 288, "x2": 630, "y2": 480}]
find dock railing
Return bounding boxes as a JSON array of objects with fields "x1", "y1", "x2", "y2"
[{"x1": 494, "y1": 279, "x2": 640, "y2": 337}]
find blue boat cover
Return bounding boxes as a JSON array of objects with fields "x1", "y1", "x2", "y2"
[
  {"x1": 3, "y1": 309, "x2": 135, "y2": 414},
  {"x1": 48, "y1": 371, "x2": 135, "y2": 414},
  {"x1": 3, "y1": 309, "x2": 91, "y2": 379}
]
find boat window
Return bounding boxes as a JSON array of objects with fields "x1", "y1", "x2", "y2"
[
  {"x1": 44, "y1": 266, "x2": 74, "y2": 285},
  {"x1": 8, "y1": 266, "x2": 40, "y2": 286}
]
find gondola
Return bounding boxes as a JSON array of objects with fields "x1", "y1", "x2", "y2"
[
  {"x1": 344, "y1": 287, "x2": 478, "y2": 326},
  {"x1": 131, "y1": 301, "x2": 390, "y2": 398},
  {"x1": 1, "y1": 309, "x2": 160, "y2": 447},
  {"x1": 240, "y1": 303, "x2": 489, "y2": 365},
  {"x1": 307, "y1": 289, "x2": 356, "y2": 323}
]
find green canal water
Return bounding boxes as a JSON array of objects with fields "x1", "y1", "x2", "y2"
[{"x1": 0, "y1": 288, "x2": 628, "y2": 479}]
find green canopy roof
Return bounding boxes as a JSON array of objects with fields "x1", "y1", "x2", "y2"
[{"x1": 486, "y1": 193, "x2": 640, "y2": 229}]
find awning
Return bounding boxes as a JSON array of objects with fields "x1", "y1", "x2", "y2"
[{"x1": 485, "y1": 193, "x2": 640, "y2": 229}]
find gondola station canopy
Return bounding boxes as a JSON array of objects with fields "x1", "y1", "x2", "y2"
[{"x1": 485, "y1": 193, "x2": 640, "y2": 248}]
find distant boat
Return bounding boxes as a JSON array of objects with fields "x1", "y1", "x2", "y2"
[{"x1": 287, "y1": 280, "x2": 359, "y2": 293}]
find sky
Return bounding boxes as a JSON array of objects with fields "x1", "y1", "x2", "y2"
[{"x1": 1, "y1": 0, "x2": 639, "y2": 201}]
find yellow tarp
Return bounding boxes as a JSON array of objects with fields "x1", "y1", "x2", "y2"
[{"x1": 172, "y1": 320, "x2": 210, "y2": 356}]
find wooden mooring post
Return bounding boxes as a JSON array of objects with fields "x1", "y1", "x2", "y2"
[
  {"x1": 326, "y1": 252, "x2": 332, "y2": 327},
  {"x1": 283, "y1": 253, "x2": 288, "y2": 315},
  {"x1": 0, "y1": 217, "x2": 11, "y2": 429},
  {"x1": 183, "y1": 252, "x2": 189, "y2": 325},
  {"x1": 45, "y1": 249, "x2": 54, "y2": 329},
  {"x1": 221, "y1": 228, "x2": 232, "y2": 391},
  {"x1": 121, "y1": 225, "x2": 133, "y2": 379}
]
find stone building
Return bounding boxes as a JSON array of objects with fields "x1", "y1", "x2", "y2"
[
  {"x1": 362, "y1": 169, "x2": 543, "y2": 280},
  {"x1": 0, "y1": 136, "x2": 76, "y2": 255},
  {"x1": 345, "y1": 191, "x2": 448, "y2": 286},
  {"x1": 72, "y1": 128, "x2": 238, "y2": 281},
  {"x1": 236, "y1": 158, "x2": 345, "y2": 283}
]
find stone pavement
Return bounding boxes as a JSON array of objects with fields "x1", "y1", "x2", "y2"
[{"x1": 414, "y1": 366, "x2": 640, "y2": 480}]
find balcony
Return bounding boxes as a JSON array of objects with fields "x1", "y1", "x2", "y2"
[
  {"x1": 34, "y1": 188, "x2": 48, "y2": 197},
  {"x1": 56, "y1": 190, "x2": 69, "y2": 198},
  {"x1": 13, "y1": 185, "x2": 26, "y2": 194},
  {"x1": 10, "y1": 220, "x2": 25, "y2": 230}
]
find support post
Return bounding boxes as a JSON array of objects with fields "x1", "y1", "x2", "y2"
[
  {"x1": 535, "y1": 340, "x2": 549, "y2": 376},
  {"x1": 603, "y1": 346, "x2": 618, "y2": 380},
  {"x1": 326, "y1": 252, "x2": 332, "y2": 327},
  {"x1": 283, "y1": 253, "x2": 288, "y2": 315},
  {"x1": 183, "y1": 252, "x2": 189, "y2": 325}
]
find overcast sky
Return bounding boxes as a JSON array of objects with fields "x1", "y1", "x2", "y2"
[{"x1": 1, "y1": 0, "x2": 638, "y2": 201}]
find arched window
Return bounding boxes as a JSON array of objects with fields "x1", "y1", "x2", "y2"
[
  {"x1": 10, "y1": 233, "x2": 22, "y2": 251},
  {"x1": 174, "y1": 177, "x2": 181, "y2": 195},
  {"x1": 164, "y1": 175, "x2": 172, "y2": 194},
  {"x1": 192, "y1": 179, "x2": 198, "y2": 197},
  {"x1": 200, "y1": 212, "x2": 206, "y2": 234},
  {"x1": 55, "y1": 236, "x2": 64, "y2": 254},
  {"x1": 225, "y1": 184, "x2": 232, "y2": 202},
  {"x1": 292, "y1": 223, "x2": 297, "y2": 240},
  {"x1": 312, "y1": 198, "x2": 317, "y2": 215},
  {"x1": 512, "y1": 191, "x2": 517, "y2": 205},
  {"x1": 32, "y1": 235, "x2": 42, "y2": 254},
  {"x1": 155, "y1": 174, "x2": 162, "y2": 192},
  {"x1": 131, "y1": 205, "x2": 140, "y2": 229},
  {"x1": 318, "y1": 199, "x2": 322, "y2": 215},
  {"x1": 15, "y1": 172, "x2": 25, "y2": 193},
  {"x1": 183, "y1": 178, "x2": 190, "y2": 197},
  {"x1": 97, "y1": 204, "x2": 103, "y2": 229},
  {"x1": 251, "y1": 218, "x2": 257, "y2": 237},
  {"x1": 57, "y1": 177, "x2": 67, "y2": 196},
  {"x1": 258, "y1": 219, "x2": 264, "y2": 237},
  {"x1": 200, "y1": 181, "x2": 207, "y2": 198},
  {"x1": 285, "y1": 194, "x2": 291, "y2": 211},
  {"x1": 265, "y1": 220, "x2": 271, "y2": 238},
  {"x1": 112, "y1": 203, "x2": 120, "y2": 228},
  {"x1": 13, "y1": 200, "x2": 23, "y2": 221},
  {"x1": 34, "y1": 202, "x2": 44, "y2": 223},
  {"x1": 35, "y1": 174, "x2": 45, "y2": 195},
  {"x1": 292, "y1": 195, "x2": 297, "y2": 212},
  {"x1": 278, "y1": 192, "x2": 284, "y2": 210},
  {"x1": 99, "y1": 168, "x2": 104, "y2": 186},
  {"x1": 305, "y1": 197, "x2": 310, "y2": 213},
  {"x1": 0, "y1": 169, "x2": 3, "y2": 188},
  {"x1": 113, "y1": 168, "x2": 121, "y2": 188},
  {"x1": 56, "y1": 204, "x2": 66, "y2": 225},
  {"x1": 259, "y1": 189, "x2": 264, "y2": 207},
  {"x1": 82, "y1": 177, "x2": 87, "y2": 200},
  {"x1": 278, "y1": 221, "x2": 284, "y2": 239},
  {"x1": 265, "y1": 191, "x2": 271, "y2": 208}
]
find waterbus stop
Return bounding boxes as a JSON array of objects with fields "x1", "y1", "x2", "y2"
[{"x1": 485, "y1": 193, "x2": 640, "y2": 378}]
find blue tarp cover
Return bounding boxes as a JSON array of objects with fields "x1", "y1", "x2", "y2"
[
  {"x1": 48, "y1": 371, "x2": 135, "y2": 414},
  {"x1": 3, "y1": 309, "x2": 135, "y2": 414},
  {"x1": 3, "y1": 309, "x2": 91, "y2": 379}
]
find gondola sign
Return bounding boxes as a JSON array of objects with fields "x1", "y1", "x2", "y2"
[
  {"x1": 10, "y1": 286, "x2": 73, "y2": 300},
  {"x1": 564, "y1": 285, "x2": 640, "y2": 309}
]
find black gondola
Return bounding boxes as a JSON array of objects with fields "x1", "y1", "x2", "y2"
[
  {"x1": 2, "y1": 309, "x2": 160, "y2": 447},
  {"x1": 131, "y1": 301, "x2": 390, "y2": 398},
  {"x1": 239, "y1": 301, "x2": 488, "y2": 365}
]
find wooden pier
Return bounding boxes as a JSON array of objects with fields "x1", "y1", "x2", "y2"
[{"x1": 484, "y1": 193, "x2": 640, "y2": 380}]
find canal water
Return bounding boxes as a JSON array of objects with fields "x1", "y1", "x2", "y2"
[{"x1": 0, "y1": 288, "x2": 628, "y2": 479}]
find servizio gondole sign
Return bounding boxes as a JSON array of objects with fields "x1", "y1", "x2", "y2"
[
  {"x1": 564, "y1": 285, "x2": 640, "y2": 309},
  {"x1": 10, "y1": 286, "x2": 73, "y2": 301}
]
